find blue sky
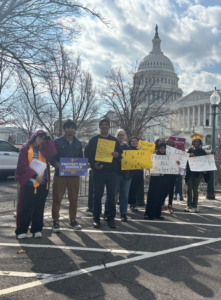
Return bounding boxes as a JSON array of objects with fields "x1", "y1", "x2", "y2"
[{"x1": 71, "y1": 0, "x2": 221, "y2": 95}]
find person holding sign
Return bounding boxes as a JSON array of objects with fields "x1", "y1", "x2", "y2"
[
  {"x1": 128, "y1": 137, "x2": 144, "y2": 212},
  {"x1": 50, "y1": 120, "x2": 83, "y2": 232},
  {"x1": 144, "y1": 143, "x2": 171, "y2": 220},
  {"x1": 185, "y1": 133, "x2": 210, "y2": 213},
  {"x1": 85, "y1": 118, "x2": 122, "y2": 229},
  {"x1": 15, "y1": 130, "x2": 56, "y2": 239},
  {"x1": 155, "y1": 138, "x2": 165, "y2": 152},
  {"x1": 104, "y1": 129, "x2": 132, "y2": 222}
]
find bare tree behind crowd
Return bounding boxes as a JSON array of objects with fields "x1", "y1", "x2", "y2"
[
  {"x1": 101, "y1": 66, "x2": 177, "y2": 139},
  {"x1": 17, "y1": 43, "x2": 98, "y2": 138},
  {"x1": 0, "y1": 0, "x2": 108, "y2": 73}
]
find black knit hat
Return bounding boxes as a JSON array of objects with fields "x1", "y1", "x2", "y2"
[{"x1": 99, "y1": 118, "x2": 110, "y2": 127}]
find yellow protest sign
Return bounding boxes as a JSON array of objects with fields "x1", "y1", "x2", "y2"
[
  {"x1": 121, "y1": 150, "x2": 152, "y2": 170},
  {"x1": 95, "y1": 138, "x2": 116, "y2": 163},
  {"x1": 138, "y1": 140, "x2": 155, "y2": 154}
]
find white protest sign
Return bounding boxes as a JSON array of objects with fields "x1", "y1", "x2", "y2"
[
  {"x1": 188, "y1": 155, "x2": 217, "y2": 172},
  {"x1": 150, "y1": 155, "x2": 179, "y2": 174},
  {"x1": 166, "y1": 145, "x2": 189, "y2": 169}
]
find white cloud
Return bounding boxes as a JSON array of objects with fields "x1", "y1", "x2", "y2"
[{"x1": 71, "y1": 0, "x2": 221, "y2": 95}]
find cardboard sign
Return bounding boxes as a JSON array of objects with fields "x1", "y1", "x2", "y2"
[
  {"x1": 188, "y1": 155, "x2": 217, "y2": 172},
  {"x1": 59, "y1": 158, "x2": 88, "y2": 176},
  {"x1": 166, "y1": 145, "x2": 189, "y2": 169},
  {"x1": 138, "y1": 140, "x2": 155, "y2": 153},
  {"x1": 95, "y1": 139, "x2": 116, "y2": 163},
  {"x1": 150, "y1": 155, "x2": 179, "y2": 174},
  {"x1": 121, "y1": 150, "x2": 152, "y2": 170},
  {"x1": 170, "y1": 136, "x2": 186, "y2": 151}
]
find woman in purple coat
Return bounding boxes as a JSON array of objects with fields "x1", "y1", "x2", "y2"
[{"x1": 15, "y1": 130, "x2": 57, "y2": 239}]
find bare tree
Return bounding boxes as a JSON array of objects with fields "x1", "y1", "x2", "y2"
[
  {"x1": 0, "y1": 0, "x2": 108, "y2": 72},
  {"x1": 12, "y1": 96, "x2": 39, "y2": 138},
  {"x1": 0, "y1": 50, "x2": 18, "y2": 125},
  {"x1": 101, "y1": 66, "x2": 177, "y2": 139}
]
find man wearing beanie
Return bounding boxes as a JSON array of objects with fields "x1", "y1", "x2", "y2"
[
  {"x1": 50, "y1": 119, "x2": 83, "y2": 233},
  {"x1": 85, "y1": 118, "x2": 122, "y2": 228}
]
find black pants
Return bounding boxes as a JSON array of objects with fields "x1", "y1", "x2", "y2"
[
  {"x1": 165, "y1": 175, "x2": 177, "y2": 206},
  {"x1": 15, "y1": 185, "x2": 48, "y2": 235},
  {"x1": 128, "y1": 172, "x2": 143, "y2": 206},
  {"x1": 92, "y1": 170, "x2": 117, "y2": 222}
]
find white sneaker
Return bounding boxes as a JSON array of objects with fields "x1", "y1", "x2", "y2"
[
  {"x1": 189, "y1": 208, "x2": 196, "y2": 213},
  {"x1": 17, "y1": 233, "x2": 27, "y2": 239},
  {"x1": 184, "y1": 206, "x2": 190, "y2": 212},
  {"x1": 34, "y1": 232, "x2": 42, "y2": 238},
  {"x1": 195, "y1": 207, "x2": 200, "y2": 212}
]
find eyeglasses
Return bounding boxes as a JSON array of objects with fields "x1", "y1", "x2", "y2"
[{"x1": 118, "y1": 134, "x2": 125, "y2": 137}]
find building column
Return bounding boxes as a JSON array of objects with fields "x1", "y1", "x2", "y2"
[
  {"x1": 203, "y1": 104, "x2": 206, "y2": 126},
  {"x1": 198, "y1": 105, "x2": 201, "y2": 126},
  {"x1": 187, "y1": 107, "x2": 190, "y2": 130},
  {"x1": 183, "y1": 108, "x2": 186, "y2": 130},
  {"x1": 193, "y1": 106, "x2": 195, "y2": 127},
  {"x1": 209, "y1": 105, "x2": 212, "y2": 126},
  {"x1": 178, "y1": 109, "x2": 181, "y2": 129}
]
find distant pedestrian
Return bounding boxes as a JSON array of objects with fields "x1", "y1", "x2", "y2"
[
  {"x1": 85, "y1": 118, "x2": 122, "y2": 229},
  {"x1": 50, "y1": 120, "x2": 83, "y2": 232},
  {"x1": 185, "y1": 133, "x2": 210, "y2": 213},
  {"x1": 128, "y1": 137, "x2": 143, "y2": 212},
  {"x1": 104, "y1": 129, "x2": 132, "y2": 222},
  {"x1": 15, "y1": 131, "x2": 56, "y2": 239}
]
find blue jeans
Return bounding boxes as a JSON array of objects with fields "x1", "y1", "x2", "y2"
[
  {"x1": 105, "y1": 175, "x2": 132, "y2": 215},
  {"x1": 93, "y1": 170, "x2": 117, "y2": 222}
]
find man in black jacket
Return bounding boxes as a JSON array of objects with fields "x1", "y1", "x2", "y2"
[
  {"x1": 50, "y1": 120, "x2": 83, "y2": 232},
  {"x1": 85, "y1": 118, "x2": 122, "y2": 229}
]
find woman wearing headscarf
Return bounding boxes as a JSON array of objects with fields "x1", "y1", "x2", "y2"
[
  {"x1": 15, "y1": 130, "x2": 57, "y2": 239},
  {"x1": 185, "y1": 133, "x2": 210, "y2": 213},
  {"x1": 155, "y1": 138, "x2": 165, "y2": 152},
  {"x1": 144, "y1": 142, "x2": 171, "y2": 220},
  {"x1": 128, "y1": 136, "x2": 143, "y2": 212}
]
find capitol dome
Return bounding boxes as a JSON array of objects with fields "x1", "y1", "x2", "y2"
[{"x1": 137, "y1": 25, "x2": 183, "y2": 102}]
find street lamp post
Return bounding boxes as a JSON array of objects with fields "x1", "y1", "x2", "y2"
[{"x1": 207, "y1": 88, "x2": 221, "y2": 200}]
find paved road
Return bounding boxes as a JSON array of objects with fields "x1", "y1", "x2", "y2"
[{"x1": 1, "y1": 178, "x2": 221, "y2": 299}]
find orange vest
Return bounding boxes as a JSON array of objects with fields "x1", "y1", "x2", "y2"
[{"x1": 28, "y1": 144, "x2": 48, "y2": 194}]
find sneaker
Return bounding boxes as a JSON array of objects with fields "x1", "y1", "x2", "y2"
[
  {"x1": 34, "y1": 232, "x2": 42, "y2": 238},
  {"x1": 184, "y1": 206, "x2": 190, "y2": 212},
  {"x1": 130, "y1": 205, "x2": 138, "y2": 212},
  {"x1": 70, "y1": 219, "x2": 82, "y2": 230},
  {"x1": 189, "y1": 208, "x2": 196, "y2": 213},
  {"x1": 195, "y1": 207, "x2": 200, "y2": 212},
  {"x1": 17, "y1": 233, "x2": 27, "y2": 239},
  {"x1": 108, "y1": 220, "x2": 117, "y2": 228},
  {"x1": 103, "y1": 211, "x2": 108, "y2": 221},
  {"x1": 121, "y1": 214, "x2": 127, "y2": 222},
  {"x1": 93, "y1": 220, "x2": 101, "y2": 228},
  {"x1": 156, "y1": 216, "x2": 164, "y2": 220},
  {"x1": 52, "y1": 221, "x2": 60, "y2": 233},
  {"x1": 168, "y1": 205, "x2": 173, "y2": 213},
  {"x1": 161, "y1": 207, "x2": 164, "y2": 214}
]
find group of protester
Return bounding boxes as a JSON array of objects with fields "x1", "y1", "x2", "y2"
[{"x1": 15, "y1": 118, "x2": 209, "y2": 239}]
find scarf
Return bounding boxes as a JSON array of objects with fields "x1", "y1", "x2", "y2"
[{"x1": 28, "y1": 144, "x2": 48, "y2": 194}]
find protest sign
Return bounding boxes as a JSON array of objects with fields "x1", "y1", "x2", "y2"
[
  {"x1": 121, "y1": 150, "x2": 152, "y2": 170},
  {"x1": 138, "y1": 140, "x2": 155, "y2": 154},
  {"x1": 95, "y1": 139, "x2": 116, "y2": 163},
  {"x1": 59, "y1": 158, "x2": 88, "y2": 176},
  {"x1": 166, "y1": 145, "x2": 189, "y2": 169},
  {"x1": 188, "y1": 155, "x2": 217, "y2": 172},
  {"x1": 150, "y1": 155, "x2": 179, "y2": 174},
  {"x1": 170, "y1": 136, "x2": 186, "y2": 151}
]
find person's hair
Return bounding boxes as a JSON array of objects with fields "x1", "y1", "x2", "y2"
[
  {"x1": 63, "y1": 119, "x2": 76, "y2": 130},
  {"x1": 165, "y1": 138, "x2": 174, "y2": 146},
  {"x1": 128, "y1": 136, "x2": 139, "y2": 147},
  {"x1": 192, "y1": 139, "x2": 203, "y2": 146},
  {"x1": 115, "y1": 129, "x2": 125, "y2": 138},
  {"x1": 21, "y1": 130, "x2": 46, "y2": 149},
  {"x1": 99, "y1": 118, "x2": 110, "y2": 127}
]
